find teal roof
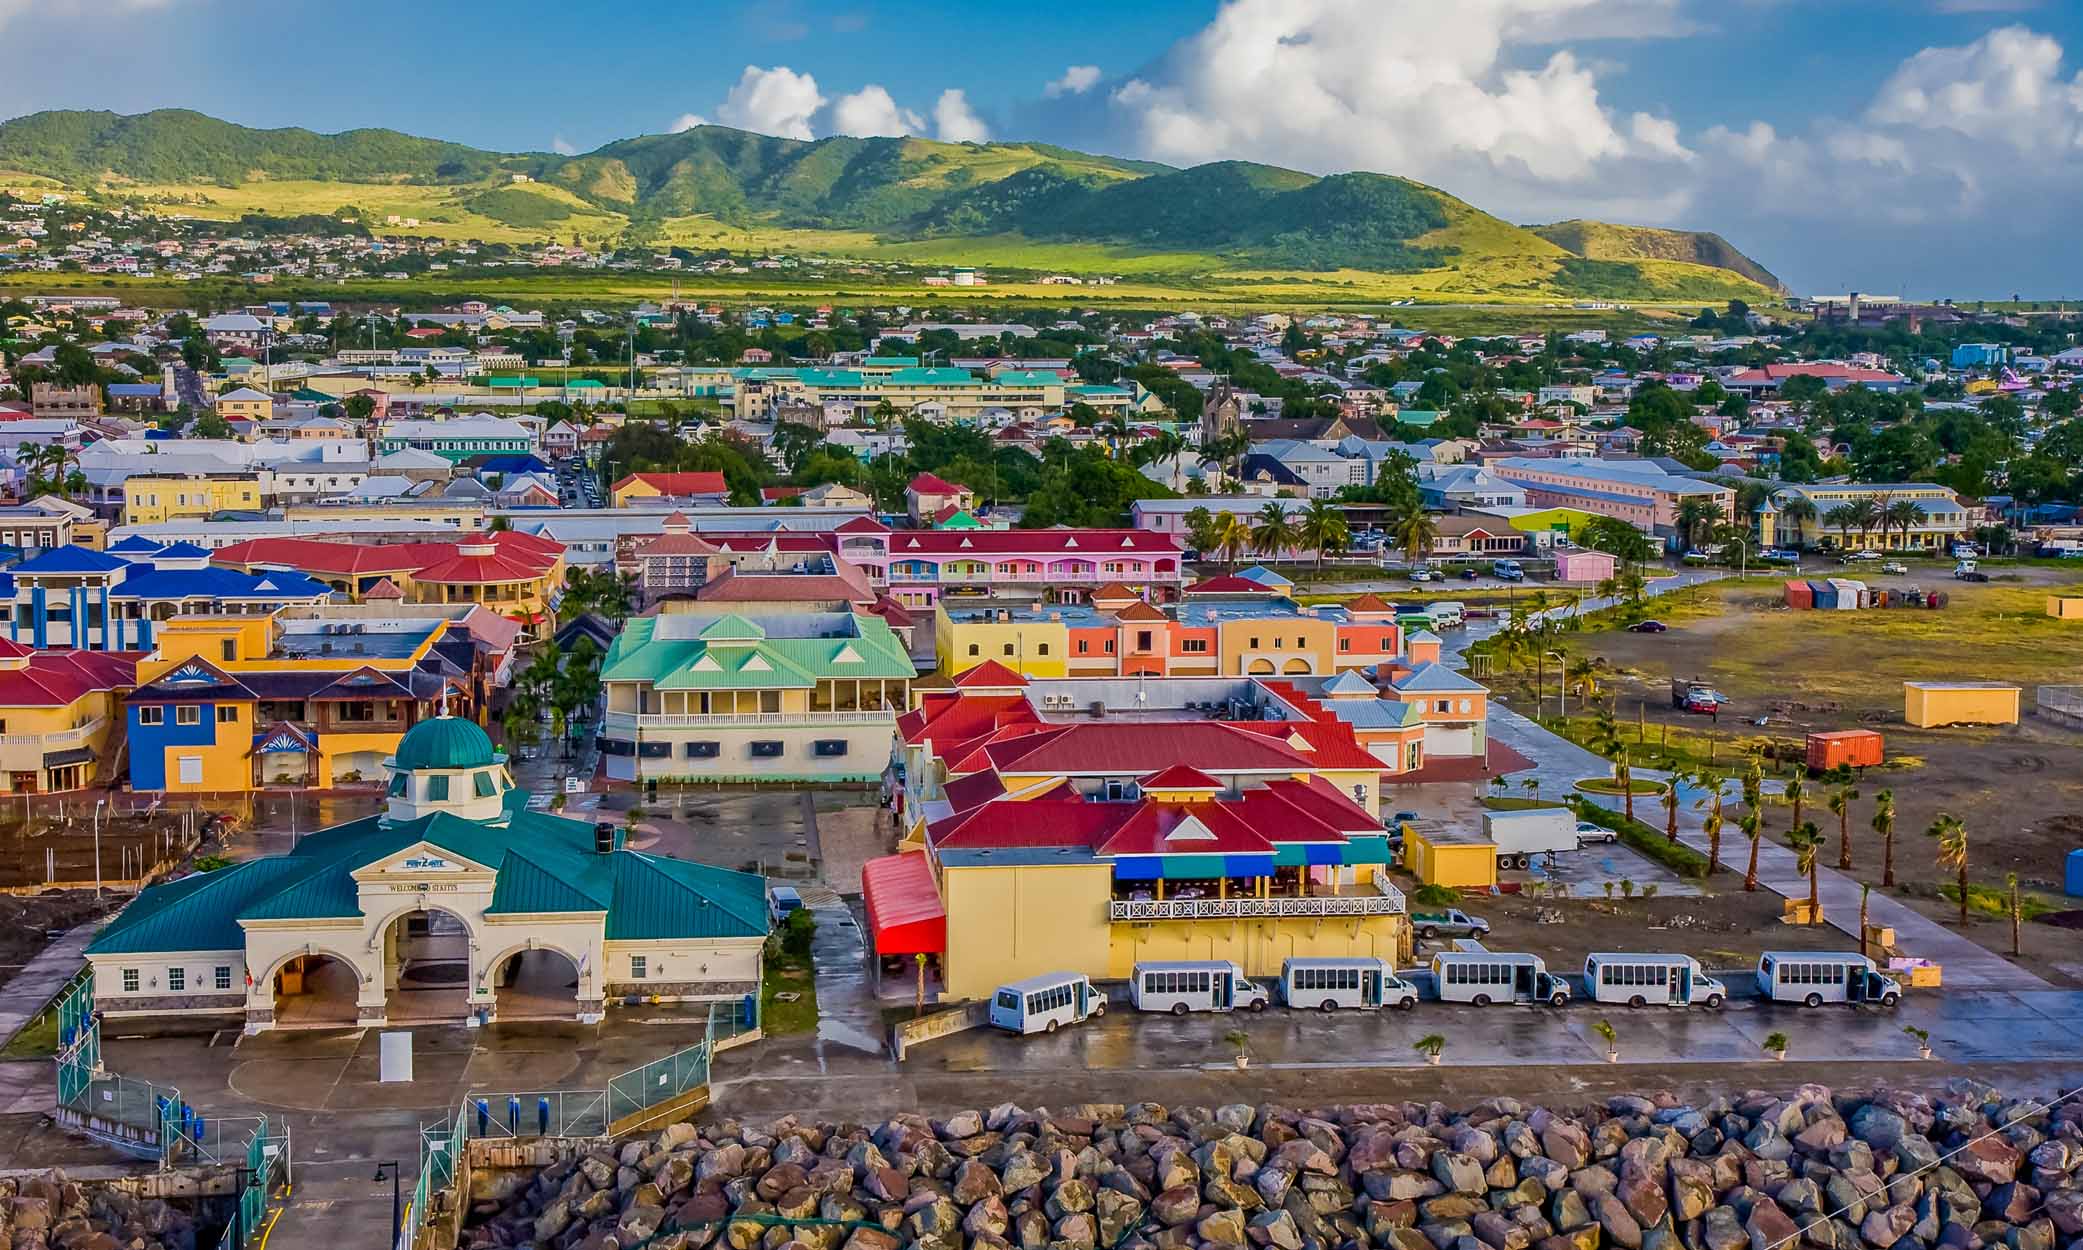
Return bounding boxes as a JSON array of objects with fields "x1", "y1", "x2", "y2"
[
  {"x1": 87, "y1": 790, "x2": 767, "y2": 955},
  {"x1": 862, "y1": 355, "x2": 919, "y2": 367},
  {"x1": 565, "y1": 379, "x2": 606, "y2": 389},
  {"x1": 602, "y1": 612, "x2": 913, "y2": 692},
  {"x1": 990, "y1": 370, "x2": 1063, "y2": 387},
  {"x1": 886, "y1": 367, "x2": 976, "y2": 386},
  {"x1": 486, "y1": 376, "x2": 540, "y2": 388},
  {"x1": 393, "y1": 715, "x2": 497, "y2": 771},
  {"x1": 795, "y1": 368, "x2": 867, "y2": 387},
  {"x1": 1396, "y1": 410, "x2": 1445, "y2": 427}
]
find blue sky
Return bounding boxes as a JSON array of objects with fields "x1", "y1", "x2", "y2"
[{"x1": 5, "y1": 0, "x2": 2083, "y2": 296}]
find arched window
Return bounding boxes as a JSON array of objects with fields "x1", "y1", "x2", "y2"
[
  {"x1": 1036, "y1": 643, "x2": 1049, "y2": 656},
  {"x1": 968, "y1": 644, "x2": 979, "y2": 657}
]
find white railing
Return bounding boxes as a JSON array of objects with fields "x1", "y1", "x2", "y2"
[
  {"x1": 0, "y1": 718, "x2": 105, "y2": 749},
  {"x1": 1107, "y1": 891, "x2": 1406, "y2": 922},
  {"x1": 603, "y1": 709, "x2": 897, "y2": 731}
]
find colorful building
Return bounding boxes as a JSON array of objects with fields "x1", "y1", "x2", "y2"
[
  {"x1": 0, "y1": 640, "x2": 136, "y2": 794},
  {"x1": 125, "y1": 613, "x2": 465, "y2": 792},
  {"x1": 208, "y1": 531, "x2": 564, "y2": 635},
  {"x1": 599, "y1": 612, "x2": 914, "y2": 783},
  {"x1": 86, "y1": 714, "x2": 767, "y2": 1032},
  {"x1": 831, "y1": 520, "x2": 1187, "y2": 610},
  {"x1": 610, "y1": 472, "x2": 731, "y2": 510},
  {"x1": 376, "y1": 415, "x2": 537, "y2": 463},
  {"x1": 934, "y1": 584, "x2": 1401, "y2": 679},
  {"x1": 119, "y1": 475, "x2": 264, "y2": 526},
  {"x1": 1757, "y1": 483, "x2": 1973, "y2": 551},
  {"x1": 1488, "y1": 457, "x2": 1733, "y2": 538},
  {"x1": 2, "y1": 542, "x2": 334, "y2": 652},
  {"x1": 212, "y1": 387, "x2": 274, "y2": 424}
]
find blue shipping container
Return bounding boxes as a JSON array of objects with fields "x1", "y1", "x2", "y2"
[
  {"x1": 1809, "y1": 580, "x2": 1837, "y2": 610},
  {"x1": 2067, "y1": 848, "x2": 2083, "y2": 898}
]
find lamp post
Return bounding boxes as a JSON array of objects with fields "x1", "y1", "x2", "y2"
[
  {"x1": 373, "y1": 1160, "x2": 402, "y2": 1246},
  {"x1": 92, "y1": 798, "x2": 105, "y2": 897}
]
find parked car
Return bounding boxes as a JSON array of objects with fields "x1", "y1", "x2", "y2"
[
  {"x1": 1407, "y1": 564, "x2": 1439, "y2": 582},
  {"x1": 1848, "y1": 550, "x2": 1884, "y2": 562},
  {"x1": 768, "y1": 885, "x2": 804, "y2": 924},
  {"x1": 1950, "y1": 543, "x2": 1980, "y2": 559},
  {"x1": 1626, "y1": 619, "x2": 1668, "y2": 633},
  {"x1": 1880, "y1": 561, "x2": 1909, "y2": 575},
  {"x1": 1761, "y1": 548, "x2": 1801, "y2": 564},
  {"x1": 1410, "y1": 909, "x2": 1490, "y2": 940},
  {"x1": 1458, "y1": 567, "x2": 1482, "y2": 581},
  {"x1": 1574, "y1": 820, "x2": 1618, "y2": 845}
]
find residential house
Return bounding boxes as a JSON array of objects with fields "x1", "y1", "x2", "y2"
[
  {"x1": 610, "y1": 471, "x2": 732, "y2": 510},
  {"x1": 0, "y1": 639, "x2": 136, "y2": 794}
]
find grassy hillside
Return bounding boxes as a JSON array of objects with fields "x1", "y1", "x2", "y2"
[
  {"x1": 0, "y1": 108, "x2": 1781, "y2": 302},
  {"x1": 1532, "y1": 219, "x2": 1785, "y2": 293}
]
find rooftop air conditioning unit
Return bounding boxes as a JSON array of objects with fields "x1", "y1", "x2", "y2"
[{"x1": 1089, "y1": 700, "x2": 1106, "y2": 718}]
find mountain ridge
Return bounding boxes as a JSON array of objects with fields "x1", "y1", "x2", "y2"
[{"x1": 0, "y1": 108, "x2": 1784, "y2": 299}]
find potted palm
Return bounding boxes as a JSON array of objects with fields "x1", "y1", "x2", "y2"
[
  {"x1": 1593, "y1": 1018, "x2": 1618, "y2": 1063},
  {"x1": 1903, "y1": 1025, "x2": 1933, "y2": 1061},
  {"x1": 1763, "y1": 1031, "x2": 1789, "y2": 1062},
  {"x1": 1225, "y1": 1028, "x2": 1252, "y2": 1070},
  {"x1": 1414, "y1": 1034, "x2": 1445, "y2": 1066}
]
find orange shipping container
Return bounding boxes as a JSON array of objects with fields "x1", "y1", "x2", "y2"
[{"x1": 1806, "y1": 729, "x2": 1883, "y2": 772}]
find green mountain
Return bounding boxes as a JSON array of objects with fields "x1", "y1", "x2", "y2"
[{"x1": 0, "y1": 108, "x2": 1780, "y2": 300}]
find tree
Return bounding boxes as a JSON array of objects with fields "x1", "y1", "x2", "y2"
[
  {"x1": 195, "y1": 410, "x2": 232, "y2": 440},
  {"x1": 1249, "y1": 501, "x2": 1300, "y2": 561},
  {"x1": 1296, "y1": 499, "x2": 1350, "y2": 571},
  {"x1": 1776, "y1": 496, "x2": 1818, "y2": 547},
  {"x1": 1872, "y1": 789, "x2": 1897, "y2": 888},
  {"x1": 1674, "y1": 497, "x2": 1722, "y2": 551},
  {"x1": 1697, "y1": 771, "x2": 1726, "y2": 874},
  {"x1": 1614, "y1": 747, "x2": 1636, "y2": 825},
  {"x1": 1214, "y1": 511, "x2": 1252, "y2": 568},
  {"x1": 1787, "y1": 821, "x2": 1825, "y2": 922},
  {"x1": 1822, "y1": 504, "x2": 1856, "y2": 549},
  {"x1": 1927, "y1": 813, "x2": 1969, "y2": 926},
  {"x1": 1782, "y1": 773, "x2": 1806, "y2": 836},
  {"x1": 1827, "y1": 769, "x2": 1858, "y2": 871},
  {"x1": 1883, "y1": 498, "x2": 1926, "y2": 549},
  {"x1": 341, "y1": 393, "x2": 377, "y2": 424},
  {"x1": 1661, "y1": 777, "x2": 1681, "y2": 845},
  {"x1": 1183, "y1": 506, "x2": 1225, "y2": 560},
  {"x1": 1387, "y1": 501, "x2": 1439, "y2": 570},
  {"x1": 1739, "y1": 809, "x2": 1764, "y2": 892}
]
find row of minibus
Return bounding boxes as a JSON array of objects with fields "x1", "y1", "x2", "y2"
[{"x1": 986, "y1": 947, "x2": 1902, "y2": 1034}]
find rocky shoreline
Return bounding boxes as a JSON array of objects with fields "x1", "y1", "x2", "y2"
[{"x1": 459, "y1": 1086, "x2": 2083, "y2": 1250}]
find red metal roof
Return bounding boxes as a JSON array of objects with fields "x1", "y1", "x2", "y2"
[
  {"x1": 952, "y1": 659, "x2": 1027, "y2": 689},
  {"x1": 860, "y1": 853, "x2": 945, "y2": 955},
  {"x1": 1141, "y1": 764, "x2": 1222, "y2": 791},
  {"x1": 909, "y1": 472, "x2": 965, "y2": 495},
  {"x1": 616, "y1": 471, "x2": 728, "y2": 496},
  {"x1": 885, "y1": 529, "x2": 1182, "y2": 556},
  {"x1": 0, "y1": 650, "x2": 139, "y2": 707},
  {"x1": 1091, "y1": 802, "x2": 1274, "y2": 856}
]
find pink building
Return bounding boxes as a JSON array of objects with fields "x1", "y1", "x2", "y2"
[{"x1": 1554, "y1": 548, "x2": 1618, "y2": 584}]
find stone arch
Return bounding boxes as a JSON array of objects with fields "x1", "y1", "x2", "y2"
[
  {"x1": 374, "y1": 901, "x2": 480, "y2": 1025},
  {"x1": 485, "y1": 942, "x2": 588, "y2": 1022},
  {"x1": 254, "y1": 945, "x2": 369, "y2": 1031}
]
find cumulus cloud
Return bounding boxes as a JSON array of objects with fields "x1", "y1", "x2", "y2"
[
  {"x1": 932, "y1": 89, "x2": 991, "y2": 143},
  {"x1": 668, "y1": 113, "x2": 707, "y2": 134},
  {"x1": 716, "y1": 65, "x2": 826, "y2": 141},
  {"x1": 1095, "y1": 0, "x2": 1697, "y2": 223},
  {"x1": 1044, "y1": 65, "x2": 1103, "y2": 98},
  {"x1": 831, "y1": 85, "x2": 922, "y2": 137}
]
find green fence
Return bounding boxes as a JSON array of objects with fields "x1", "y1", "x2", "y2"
[{"x1": 606, "y1": 1038, "x2": 710, "y2": 1126}]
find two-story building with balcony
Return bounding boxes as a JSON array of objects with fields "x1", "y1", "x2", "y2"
[
  {"x1": 875, "y1": 662, "x2": 1408, "y2": 999},
  {"x1": 598, "y1": 612, "x2": 914, "y2": 784},
  {"x1": 1755, "y1": 482, "x2": 1973, "y2": 551},
  {"x1": 3, "y1": 542, "x2": 334, "y2": 652},
  {"x1": 0, "y1": 639, "x2": 136, "y2": 794},
  {"x1": 125, "y1": 614, "x2": 466, "y2": 792},
  {"x1": 836, "y1": 521, "x2": 1187, "y2": 610}
]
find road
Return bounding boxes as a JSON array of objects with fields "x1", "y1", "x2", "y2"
[{"x1": 171, "y1": 363, "x2": 208, "y2": 412}]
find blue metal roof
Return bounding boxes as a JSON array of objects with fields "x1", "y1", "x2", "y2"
[{"x1": 13, "y1": 546, "x2": 128, "y2": 575}]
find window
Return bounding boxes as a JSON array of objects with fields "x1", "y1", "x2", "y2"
[
  {"x1": 1181, "y1": 639, "x2": 1208, "y2": 654},
  {"x1": 1435, "y1": 700, "x2": 1451, "y2": 713},
  {"x1": 1339, "y1": 638, "x2": 1350, "y2": 651},
  {"x1": 968, "y1": 644, "x2": 980, "y2": 657},
  {"x1": 174, "y1": 704, "x2": 201, "y2": 726},
  {"x1": 1136, "y1": 631, "x2": 1153, "y2": 650},
  {"x1": 215, "y1": 966, "x2": 232, "y2": 991},
  {"x1": 168, "y1": 967, "x2": 185, "y2": 992},
  {"x1": 473, "y1": 771, "x2": 497, "y2": 798},
  {"x1": 630, "y1": 955, "x2": 648, "y2": 980},
  {"x1": 1103, "y1": 639, "x2": 1114, "y2": 653},
  {"x1": 1077, "y1": 640, "x2": 1088, "y2": 654},
  {"x1": 122, "y1": 968, "x2": 139, "y2": 993},
  {"x1": 750, "y1": 741, "x2": 784, "y2": 758},
  {"x1": 1250, "y1": 637, "x2": 1260, "y2": 649},
  {"x1": 1036, "y1": 643, "x2": 1049, "y2": 656},
  {"x1": 222, "y1": 640, "x2": 237, "y2": 662},
  {"x1": 1003, "y1": 643, "x2": 1015, "y2": 657},
  {"x1": 139, "y1": 706, "x2": 165, "y2": 726},
  {"x1": 217, "y1": 706, "x2": 238, "y2": 723},
  {"x1": 685, "y1": 741, "x2": 721, "y2": 759},
  {"x1": 177, "y1": 756, "x2": 202, "y2": 785},
  {"x1": 427, "y1": 774, "x2": 450, "y2": 801}
]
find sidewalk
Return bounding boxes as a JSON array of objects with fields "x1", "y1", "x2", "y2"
[{"x1": 0, "y1": 925, "x2": 93, "y2": 1044}]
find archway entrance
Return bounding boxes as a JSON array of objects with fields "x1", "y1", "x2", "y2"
[
  {"x1": 384, "y1": 906, "x2": 472, "y2": 1025},
  {"x1": 492, "y1": 948, "x2": 582, "y2": 1022},
  {"x1": 271, "y1": 954, "x2": 360, "y2": 1029}
]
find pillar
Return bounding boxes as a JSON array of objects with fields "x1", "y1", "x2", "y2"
[{"x1": 31, "y1": 585, "x2": 46, "y2": 649}]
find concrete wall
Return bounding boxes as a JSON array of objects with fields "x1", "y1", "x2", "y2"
[
  {"x1": 603, "y1": 722, "x2": 897, "y2": 784},
  {"x1": 941, "y1": 862, "x2": 1115, "y2": 1000},
  {"x1": 90, "y1": 948, "x2": 247, "y2": 1017}
]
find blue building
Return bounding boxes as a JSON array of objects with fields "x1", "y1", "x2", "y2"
[
  {"x1": 2, "y1": 541, "x2": 334, "y2": 651},
  {"x1": 1951, "y1": 343, "x2": 2008, "y2": 369}
]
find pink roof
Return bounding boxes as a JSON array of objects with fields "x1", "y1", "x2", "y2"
[
  {"x1": 909, "y1": 472, "x2": 965, "y2": 495},
  {"x1": 0, "y1": 649, "x2": 138, "y2": 707},
  {"x1": 886, "y1": 529, "x2": 1181, "y2": 556}
]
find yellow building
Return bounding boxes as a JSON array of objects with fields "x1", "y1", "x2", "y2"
[
  {"x1": 2048, "y1": 596, "x2": 2083, "y2": 620},
  {"x1": 1403, "y1": 824, "x2": 1498, "y2": 889},
  {"x1": 1760, "y1": 483, "x2": 1973, "y2": 551},
  {"x1": 125, "y1": 613, "x2": 464, "y2": 793},
  {"x1": 212, "y1": 387, "x2": 274, "y2": 424},
  {"x1": 0, "y1": 641, "x2": 135, "y2": 793},
  {"x1": 1903, "y1": 681, "x2": 2020, "y2": 728},
  {"x1": 121, "y1": 476, "x2": 264, "y2": 525}
]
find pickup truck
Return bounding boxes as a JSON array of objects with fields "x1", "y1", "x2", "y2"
[{"x1": 1410, "y1": 909, "x2": 1490, "y2": 941}]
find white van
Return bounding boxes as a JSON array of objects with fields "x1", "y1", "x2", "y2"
[
  {"x1": 1428, "y1": 601, "x2": 1467, "y2": 628},
  {"x1": 1756, "y1": 952, "x2": 1901, "y2": 1008},
  {"x1": 1584, "y1": 953, "x2": 1728, "y2": 1008},
  {"x1": 1276, "y1": 958, "x2": 1417, "y2": 1011},
  {"x1": 1130, "y1": 961, "x2": 1269, "y2": 1014},
  {"x1": 988, "y1": 972, "x2": 1106, "y2": 1034},
  {"x1": 1432, "y1": 942, "x2": 1570, "y2": 1006}
]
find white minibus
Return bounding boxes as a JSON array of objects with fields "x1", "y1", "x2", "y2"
[
  {"x1": 1432, "y1": 942, "x2": 1570, "y2": 1006},
  {"x1": 1130, "y1": 961, "x2": 1269, "y2": 1014},
  {"x1": 1756, "y1": 952, "x2": 1901, "y2": 1008},
  {"x1": 1584, "y1": 953, "x2": 1728, "y2": 1008},
  {"x1": 1276, "y1": 957, "x2": 1417, "y2": 1011},
  {"x1": 988, "y1": 972, "x2": 1107, "y2": 1034},
  {"x1": 1428, "y1": 601, "x2": 1467, "y2": 628}
]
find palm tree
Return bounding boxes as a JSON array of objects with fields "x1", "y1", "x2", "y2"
[
  {"x1": 1822, "y1": 504, "x2": 1857, "y2": 550},
  {"x1": 1387, "y1": 502, "x2": 1439, "y2": 571},
  {"x1": 1674, "y1": 497, "x2": 1722, "y2": 551},
  {"x1": 1615, "y1": 746, "x2": 1636, "y2": 825},
  {"x1": 1782, "y1": 773, "x2": 1806, "y2": 837},
  {"x1": 1873, "y1": 789, "x2": 1897, "y2": 887},
  {"x1": 1297, "y1": 499, "x2": 1350, "y2": 571},
  {"x1": 1565, "y1": 656, "x2": 1599, "y2": 705},
  {"x1": 1697, "y1": 770, "x2": 1726, "y2": 873},
  {"x1": 1927, "y1": 813, "x2": 1970, "y2": 926},
  {"x1": 1661, "y1": 777, "x2": 1681, "y2": 845},
  {"x1": 1777, "y1": 496, "x2": 1818, "y2": 549},
  {"x1": 1788, "y1": 821, "x2": 1825, "y2": 921},
  {"x1": 1183, "y1": 506, "x2": 1225, "y2": 562},
  {"x1": 1616, "y1": 566, "x2": 1647, "y2": 606},
  {"x1": 1214, "y1": 511, "x2": 1252, "y2": 568},
  {"x1": 1846, "y1": 498, "x2": 1882, "y2": 549},
  {"x1": 1884, "y1": 499, "x2": 1926, "y2": 550},
  {"x1": 1827, "y1": 770, "x2": 1859, "y2": 871},
  {"x1": 1250, "y1": 501, "x2": 1300, "y2": 561},
  {"x1": 1740, "y1": 809, "x2": 1764, "y2": 892}
]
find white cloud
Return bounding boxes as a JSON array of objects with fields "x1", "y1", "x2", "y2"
[
  {"x1": 667, "y1": 113, "x2": 707, "y2": 134},
  {"x1": 1096, "y1": 0, "x2": 1697, "y2": 223},
  {"x1": 932, "y1": 89, "x2": 991, "y2": 143},
  {"x1": 715, "y1": 65, "x2": 826, "y2": 141},
  {"x1": 1045, "y1": 65, "x2": 1103, "y2": 98},
  {"x1": 551, "y1": 135, "x2": 578, "y2": 156},
  {"x1": 830, "y1": 85, "x2": 923, "y2": 138},
  {"x1": 0, "y1": 0, "x2": 173, "y2": 32}
]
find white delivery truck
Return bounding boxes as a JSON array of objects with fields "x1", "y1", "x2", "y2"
[{"x1": 1482, "y1": 807, "x2": 1579, "y2": 870}]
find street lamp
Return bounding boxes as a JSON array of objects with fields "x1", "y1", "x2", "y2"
[
  {"x1": 372, "y1": 1160, "x2": 402, "y2": 1245},
  {"x1": 92, "y1": 799, "x2": 105, "y2": 897}
]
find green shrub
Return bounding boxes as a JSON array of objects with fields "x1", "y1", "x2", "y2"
[
  {"x1": 1573, "y1": 797, "x2": 1710, "y2": 879},
  {"x1": 1410, "y1": 884, "x2": 1463, "y2": 907}
]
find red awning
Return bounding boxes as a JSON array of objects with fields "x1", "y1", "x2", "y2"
[{"x1": 861, "y1": 852, "x2": 946, "y2": 956}]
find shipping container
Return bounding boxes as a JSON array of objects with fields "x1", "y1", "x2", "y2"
[
  {"x1": 1827, "y1": 578, "x2": 1864, "y2": 610},
  {"x1": 1783, "y1": 579, "x2": 1813, "y2": 610},
  {"x1": 1807, "y1": 729, "x2": 1884, "y2": 772},
  {"x1": 1810, "y1": 580, "x2": 1838, "y2": 610},
  {"x1": 2067, "y1": 848, "x2": 2083, "y2": 899}
]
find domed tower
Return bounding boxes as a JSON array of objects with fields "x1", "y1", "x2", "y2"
[{"x1": 381, "y1": 713, "x2": 513, "y2": 824}]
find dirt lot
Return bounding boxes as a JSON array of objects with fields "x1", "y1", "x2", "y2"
[
  {"x1": 1462, "y1": 887, "x2": 1863, "y2": 972},
  {"x1": 1496, "y1": 566, "x2": 2083, "y2": 982},
  {"x1": 0, "y1": 891, "x2": 119, "y2": 985}
]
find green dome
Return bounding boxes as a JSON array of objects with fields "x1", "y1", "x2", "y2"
[{"x1": 393, "y1": 715, "x2": 497, "y2": 771}]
